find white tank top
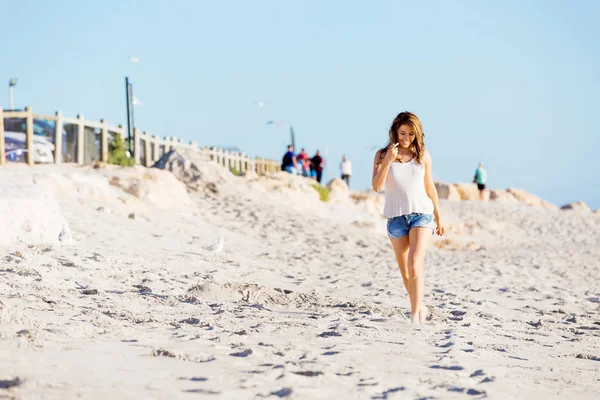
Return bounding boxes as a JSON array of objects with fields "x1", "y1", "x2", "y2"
[{"x1": 383, "y1": 159, "x2": 434, "y2": 218}]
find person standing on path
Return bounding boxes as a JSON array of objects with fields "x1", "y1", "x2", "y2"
[
  {"x1": 473, "y1": 162, "x2": 488, "y2": 201},
  {"x1": 311, "y1": 150, "x2": 324, "y2": 184},
  {"x1": 281, "y1": 145, "x2": 297, "y2": 175},
  {"x1": 340, "y1": 155, "x2": 352, "y2": 187},
  {"x1": 297, "y1": 148, "x2": 311, "y2": 177},
  {"x1": 372, "y1": 111, "x2": 445, "y2": 324}
]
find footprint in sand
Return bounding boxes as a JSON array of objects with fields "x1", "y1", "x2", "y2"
[
  {"x1": 183, "y1": 389, "x2": 220, "y2": 394},
  {"x1": 429, "y1": 365, "x2": 464, "y2": 371},
  {"x1": 178, "y1": 377, "x2": 208, "y2": 382},
  {"x1": 268, "y1": 388, "x2": 293, "y2": 398},
  {"x1": 293, "y1": 371, "x2": 322, "y2": 377},
  {"x1": 230, "y1": 349, "x2": 253, "y2": 357},
  {"x1": 0, "y1": 377, "x2": 23, "y2": 389},
  {"x1": 318, "y1": 331, "x2": 342, "y2": 338},
  {"x1": 371, "y1": 387, "x2": 406, "y2": 399}
]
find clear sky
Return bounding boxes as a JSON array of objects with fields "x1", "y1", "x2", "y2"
[{"x1": 3, "y1": 0, "x2": 599, "y2": 208}]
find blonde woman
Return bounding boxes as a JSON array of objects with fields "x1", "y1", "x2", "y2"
[{"x1": 372, "y1": 112, "x2": 445, "y2": 324}]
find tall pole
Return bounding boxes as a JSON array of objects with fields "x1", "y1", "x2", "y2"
[
  {"x1": 125, "y1": 77, "x2": 135, "y2": 155},
  {"x1": 290, "y1": 126, "x2": 296, "y2": 150}
]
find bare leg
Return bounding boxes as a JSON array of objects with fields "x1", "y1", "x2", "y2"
[
  {"x1": 407, "y1": 227, "x2": 431, "y2": 323},
  {"x1": 390, "y1": 236, "x2": 410, "y2": 294}
]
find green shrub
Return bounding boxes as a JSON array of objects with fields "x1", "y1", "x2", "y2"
[
  {"x1": 108, "y1": 134, "x2": 135, "y2": 167},
  {"x1": 311, "y1": 183, "x2": 330, "y2": 202},
  {"x1": 229, "y1": 167, "x2": 241, "y2": 176}
]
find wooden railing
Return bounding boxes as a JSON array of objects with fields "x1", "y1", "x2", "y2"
[{"x1": 0, "y1": 107, "x2": 281, "y2": 174}]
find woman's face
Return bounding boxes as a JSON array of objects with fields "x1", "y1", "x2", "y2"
[{"x1": 396, "y1": 124, "x2": 415, "y2": 149}]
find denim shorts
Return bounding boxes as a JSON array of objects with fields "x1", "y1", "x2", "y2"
[{"x1": 387, "y1": 213, "x2": 434, "y2": 239}]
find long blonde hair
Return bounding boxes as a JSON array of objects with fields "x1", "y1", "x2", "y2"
[{"x1": 378, "y1": 111, "x2": 426, "y2": 164}]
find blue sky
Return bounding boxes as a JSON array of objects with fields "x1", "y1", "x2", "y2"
[{"x1": 3, "y1": 0, "x2": 599, "y2": 208}]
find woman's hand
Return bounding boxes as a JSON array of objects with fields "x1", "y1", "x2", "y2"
[
  {"x1": 383, "y1": 143, "x2": 399, "y2": 163},
  {"x1": 435, "y1": 219, "x2": 445, "y2": 236}
]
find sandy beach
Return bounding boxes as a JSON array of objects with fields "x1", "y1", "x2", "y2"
[{"x1": 1, "y1": 154, "x2": 599, "y2": 399}]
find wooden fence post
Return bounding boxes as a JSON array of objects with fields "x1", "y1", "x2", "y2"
[
  {"x1": 101, "y1": 119, "x2": 108, "y2": 163},
  {"x1": 240, "y1": 153, "x2": 246, "y2": 173},
  {"x1": 55, "y1": 111, "x2": 63, "y2": 164},
  {"x1": 0, "y1": 107, "x2": 5, "y2": 165},
  {"x1": 133, "y1": 128, "x2": 141, "y2": 165},
  {"x1": 144, "y1": 132, "x2": 152, "y2": 167},
  {"x1": 76, "y1": 113, "x2": 84, "y2": 164},
  {"x1": 152, "y1": 135, "x2": 159, "y2": 161},
  {"x1": 25, "y1": 107, "x2": 34, "y2": 166},
  {"x1": 224, "y1": 150, "x2": 230, "y2": 169}
]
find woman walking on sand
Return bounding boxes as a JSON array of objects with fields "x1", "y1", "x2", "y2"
[{"x1": 372, "y1": 112, "x2": 445, "y2": 324}]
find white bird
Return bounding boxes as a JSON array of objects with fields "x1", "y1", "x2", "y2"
[
  {"x1": 204, "y1": 236, "x2": 225, "y2": 254},
  {"x1": 58, "y1": 223, "x2": 73, "y2": 244},
  {"x1": 130, "y1": 56, "x2": 140, "y2": 63}
]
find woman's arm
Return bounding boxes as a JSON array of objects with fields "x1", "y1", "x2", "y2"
[
  {"x1": 423, "y1": 150, "x2": 445, "y2": 236},
  {"x1": 372, "y1": 145, "x2": 396, "y2": 191}
]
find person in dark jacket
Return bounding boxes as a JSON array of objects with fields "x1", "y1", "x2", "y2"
[
  {"x1": 311, "y1": 150, "x2": 324, "y2": 183},
  {"x1": 281, "y1": 145, "x2": 297, "y2": 174}
]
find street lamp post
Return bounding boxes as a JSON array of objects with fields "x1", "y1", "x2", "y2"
[
  {"x1": 289, "y1": 126, "x2": 296, "y2": 150},
  {"x1": 8, "y1": 78, "x2": 18, "y2": 110},
  {"x1": 125, "y1": 76, "x2": 135, "y2": 155}
]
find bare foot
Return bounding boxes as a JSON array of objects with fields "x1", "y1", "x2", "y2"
[
  {"x1": 411, "y1": 312, "x2": 419, "y2": 324},
  {"x1": 419, "y1": 306, "x2": 429, "y2": 324}
]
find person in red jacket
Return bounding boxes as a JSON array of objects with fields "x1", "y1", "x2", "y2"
[{"x1": 296, "y1": 148, "x2": 310, "y2": 177}]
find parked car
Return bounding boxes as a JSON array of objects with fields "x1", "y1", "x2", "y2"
[{"x1": 3, "y1": 130, "x2": 55, "y2": 163}]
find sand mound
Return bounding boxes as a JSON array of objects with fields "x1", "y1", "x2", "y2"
[
  {"x1": 489, "y1": 189, "x2": 519, "y2": 203},
  {"x1": 185, "y1": 280, "x2": 404, "y2": 317},
  {"x1": 0, "y1": 179, "x2": 66, "y2": 245},
  {"x1": 154, "y1": 149, "x2": 230, "y2": 196},
  {"x1": 187, "y1": 281, "x2": 324, "y2": 308},
  {"x1": 33, "y1": 171, "x2": 129, "y2": 209},
  {"x1": 435, "y1": 182, "x2": 461, "y2": 201},
  {"x1": 106, "y1": 166, "x2": 192, "y2": 211},
  {"x1": 245, "y1": 171, "x2": 320, "y2": 203},
  {"x1": 436, "y1": 181, "x2": 560, "y2": 210},
  {"x1": 560, "y1": 201, "x2": 591, "y2": 212},
  {"x1": 506, "y1": 188, "x2": 557, "y2": 210}
]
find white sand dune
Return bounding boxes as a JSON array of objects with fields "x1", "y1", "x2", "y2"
[{"x1": 0, "y1": 158, "x2": 599, "y2": 399}]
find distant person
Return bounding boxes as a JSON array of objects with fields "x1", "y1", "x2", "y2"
[
  {"x1": 297, "y1": 148, "x2": 311, "y2": 177},
  {"x1": 372, "y1": 111, "x2": 445, "y2": 324},
  {"x1": 340, "y1": 155, "x2": 352, "y2": 187},
  {"x1": 281, "y1": 145, "x2": 297, "y2": 175},
  {"x1": 473, "y1": 162, "x2": 487, "y2": 201},
  {"x1": 311, "y1": 150, "x2": 324, "y2": 183}
]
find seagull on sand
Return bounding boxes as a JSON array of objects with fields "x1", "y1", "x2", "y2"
[{"x1": 204, "y1": 236, "x2": 225, "y2": 254}]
